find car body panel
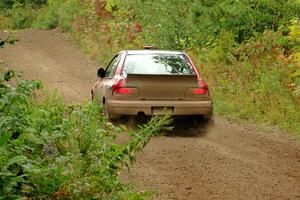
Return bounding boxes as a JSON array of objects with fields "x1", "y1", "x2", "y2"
[
  {"x1": 107, "y1": 99, "x2": 212, "y2": 116},
  {"x1": 125, "y1": 74, "x2": 198, "y2": 100}
]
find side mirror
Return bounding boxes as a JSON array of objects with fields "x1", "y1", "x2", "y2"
[{"x1": 97, "y1": 68, "x2": 106, "y2": 78}]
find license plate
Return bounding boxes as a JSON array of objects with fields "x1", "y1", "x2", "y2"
[{"x1": 152, "y1": 107, "x2": 174, "y2": 115}]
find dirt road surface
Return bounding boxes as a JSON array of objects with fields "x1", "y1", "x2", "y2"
[
  {"x1": 0, "y1": 29, "x2": 98, "y2": 103},
  {"x1": 1, "y1": 29, "x2": 300, "y2": 200}
]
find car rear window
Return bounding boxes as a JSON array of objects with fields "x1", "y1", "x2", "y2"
[{"x1": 122, "y1": 54, "x2": 195, "y2": 76}]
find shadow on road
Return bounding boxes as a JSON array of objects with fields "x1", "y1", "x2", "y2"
[
  {"x1": 166, "y1": 117, "x2": 214, "y2": 138},
  {"x1": 111, "y1": 116, "x2": 215, "y2": 138}
]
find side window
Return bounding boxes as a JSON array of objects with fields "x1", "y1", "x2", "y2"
[{"x1": 105, "y1": 54, "x2": 121, "y2": 77}]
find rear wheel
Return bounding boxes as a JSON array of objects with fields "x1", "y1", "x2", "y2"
[
  {"x1": 192, "y1": 114, "x2": 214, "y2": 127},
  {"x1": 126, "y1": 116, "x2": 137, "y2": 130},
  {"x1": 91, "y1": 89, "x2": 94, "y2": 101},
  {"x1": 103, "y1": 103, "x2": 121, "y2": 123},
  {"x1": 203, "y1": 114, "x2": 215, "y2": 127},
  {"x1": 103, "y1": 103, "x2": 112, "y2": 120},
  {"x1": 125, "y1": 114, "x2": 149, "y2": 130}
]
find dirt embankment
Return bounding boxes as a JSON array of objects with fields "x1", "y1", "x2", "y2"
[{"x1": 0, "y1": 29, "x2": 299, "y2": 200}]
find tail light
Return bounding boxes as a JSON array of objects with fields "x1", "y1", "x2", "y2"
[
  {"x1": 113, "y1": 87, "x2": 139, "y2": 95},
  {"x1": 193, "y1": 79, "x2": 209, "y2": 95},
  {"x1": 185, "y1": 78, "x2": 210, "y2": 99},
  {"x1": 193, "y1": 88, "x2": 208, "y2": 95},
  {"x1": 111, "y1": 76, "x2": 139, "y2": 97}
]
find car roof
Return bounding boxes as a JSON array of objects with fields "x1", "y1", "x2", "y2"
[{"x1": 125, "y1": 50, "x2": 184, "y2": 55}]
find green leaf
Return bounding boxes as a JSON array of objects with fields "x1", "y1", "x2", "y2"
[
  {"x1": 7, "y1": 155, "x2": 27, "y2": 166},
  {"x1": 0, "y1": 171, "x2": 15, "y2": 177},
  {"x1": 0, "y1": 132, "x2": 12, "y2": 147},
  {"x1": 290, "y1": 69, "x2": 300, "y2": 78}
]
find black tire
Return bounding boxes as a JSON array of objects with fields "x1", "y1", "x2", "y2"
[
  {"x1": 203, "y1": 114, "x2": 215, "y2": 127},
  {"x1": 91, "y1": 90, "x2": 94, "y2": 102},
  {"x1": 103, "y1": 103, "x2": 111, "y2": 120},
  {"x1": 126, "y1": 116, "x2": 138, "y2": 130},
  {"x1": 103, "y1": 103, "x2": 121, "y2": 124}
]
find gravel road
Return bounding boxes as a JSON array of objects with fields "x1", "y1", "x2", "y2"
[{"x1": 1, "y1": 29, "x2": 299, "y2": 200}]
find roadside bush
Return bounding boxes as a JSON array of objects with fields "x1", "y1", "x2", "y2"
[
  {"x1": 8, "y1": 3, "x2": 35, "y2": 29},
  {"x1": 32, "y1": 0, "x2": 82, "y2": 31},
  {"x1": 31, "y1": 6, "x2": 59, "y2": 30},
  {"x1": 128, "y1": 0, "x2": 300, "y2": 50},
  {"x1": 191, "y1": 0, "x2": 299, "y2": 43},
  {"x1": 196, "y1": 31, "x2": 300, "y2": 133},
  {"x1": 128, "y1": 0, "x2": 192, "y2": 50},
  {"x1": 0, "y1": 70, "x2": 171, "y2": 199},
  {"x1": 1, "y1": 0, "x2": 82, "y2": 31},
  {"x1": 0, "y1": 0, "x2": 47, "y2": 10}
]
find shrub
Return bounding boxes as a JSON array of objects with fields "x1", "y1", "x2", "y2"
[
  {"x1": 0, "y1": 0, "x2": 47, "y2": 10},
  {"x1": 33, "y1": 0, "x2": 82, "y2": 31},
  {"x1": 193, "y1": 0, "x2": 299, "y2": 41},
  {"x1": 8, "y1": 2, "x2": 35, "y2": 29},
  {"x1": 31, "y1": 6, "x2": 59, "y2": 30},
  {"x1": 0, "y1": 70, "x2": 171, "y2": 199},
  {"x1": 196, "y1": 31, "x2": 300, "y2": 133}
]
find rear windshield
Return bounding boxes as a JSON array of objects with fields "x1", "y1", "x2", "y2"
[{"x1": 122, "y1": 54, "x2": 195, "y2": 76}]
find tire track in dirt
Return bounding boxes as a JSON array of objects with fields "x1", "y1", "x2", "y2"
[{"x1": 1, "y1": 29, "x2": 299, "y2": 200}]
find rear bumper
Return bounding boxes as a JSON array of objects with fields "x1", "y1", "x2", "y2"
[{"x1": 106, "y1": 99, "x2": 213, "y2": 116}]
